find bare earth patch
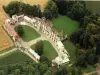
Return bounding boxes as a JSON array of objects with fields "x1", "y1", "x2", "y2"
[
  {"x1": 0, "y1": 27, "x2": 14, "y2": 51},
  {"x1": 0, "y1": 5, "x2": 8, "y2": 25}
]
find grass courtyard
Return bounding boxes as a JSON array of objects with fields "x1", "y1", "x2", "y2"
[
  {"x1": 15, "y1": 25, "x2": 40, "y2": 42},
  {"x1": 0, "y1": 50, "x2": 33, "y2": 65},
  {"x1": 52, "y1": 15, "x2": 79, "y2": 35},
  {"x1": 31, "y1": 40, "x2": 58, "y2": 60}
]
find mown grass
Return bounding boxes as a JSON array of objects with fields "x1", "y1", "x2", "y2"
[
  {"x1": 31, "y1": 40, "x2": 57, "y2": 60},
  {"x1": 15, "y1": 25, "x2": 40, "y2": 42},
  {"x1": 52, "y1": 15, "x2": 79, "y2": 35},
  {"x1": 0, "y1": 50, "x2": 33, "y2": 65}
]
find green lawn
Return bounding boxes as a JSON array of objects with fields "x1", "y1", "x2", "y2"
[
  {"x1": 82, "y1": 65, "x2": 96, "y2": 73},
  {"x1": 0, "y1": 51, "x2": 33, "y2": 65},
  {"x1": 31, "y1": 40, "x2": 58, "y2": 60},
  {"x1": 52, "y1": 15, "x2": 79, "y2": 35},
  {"x1": 15, "y1": 25, "x2": 40, "y2": 42},
  {"x1": 63, "y1": 40, "x2": 76, "y2": 63}
]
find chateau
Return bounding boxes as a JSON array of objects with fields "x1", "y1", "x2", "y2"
[{"x1": 5, "y1": 15, "x2": 70, "y2": 66}]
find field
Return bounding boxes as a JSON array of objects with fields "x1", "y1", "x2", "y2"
[
  {"x1": 0, "y1": 4, "x2": 13, "y2": 51},
  {"x1": 0, "y1": 50, "x2": 34, "y2": 65},
  {"x1": 31, "y1": 40, "x2": 58, "y2": 60},
  {"x1": 86, "y1": 1, "x2": 100, "y2": 14},
  {"x1": 52, "y1": 15, "x2": 79, "y2": 35},
  {"x1": 0, "y1": 0, "x2": 48, "y2": 11},
  {"x1": 0, "y1": 27, "x2": 13, "y2": 51},
  {"x1": 15, "y1": 25, "x2": 40, "y2": 42},
  {"x1": 0, "y1": 5, "x2": 8, "y2": 25}
]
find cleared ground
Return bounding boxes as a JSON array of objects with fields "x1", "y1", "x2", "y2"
[
  {"x1": 0, "y1": 5, "x2": 8, "y2": 25},
  {"x1": 0, "y1": 50, "x2": 34, "y2": 65},
  {"x1": 0, "y1": 0, "x2": 48, "y2": 11},
  {"x1": 0, "y1": 27, "x2": 13, "y2": 51},
  {"x1": 0, "y1": 5, "x2": 13, "y2": 51},
  {"x1": 31, "y1": 40, "x2": 58, "y2": 60},
  {"x1": 15, "y1": 25, "x2": 40, "y2": 42},
  {"x1": 52, "y1": 15, "x2": 79, "y2": 35}
]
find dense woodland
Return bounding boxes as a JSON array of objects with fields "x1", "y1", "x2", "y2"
[
  {"x1": 2, "y1": 0, "x2": 100, "y2": 75},
  {"x1": 0, "y1": 57, "x2": 82, "y2": 75}
]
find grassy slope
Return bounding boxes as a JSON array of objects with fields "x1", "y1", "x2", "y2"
[
  {"x1": 15, "y1": 25, "x2": 40, "y2": 42},
  {"x1": 52, "y1": 15, "x2": 79, "y2": 35},
  {"x1": 0, "y1": 51, "x2": 33, "y2": 65},
  {"x1": 63, "y1": 40, "x2": 76, "y2": 63},
  {"x1": 31, "y1": 41, "x2": 57, "y2": 60}
]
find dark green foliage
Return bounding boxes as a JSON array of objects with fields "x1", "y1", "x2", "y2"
[
  {"x1": 53, "y1": 0, "x2": 74, "y2": 15},
  {"x1": 75, "y1": 48, "x2": 96, "y2": 67},
  {"x1": 3, "y1": 1, "x2": 19, "y2": 17},
  {"x1": 35, "y1": 40, "x2": 44, "y2": 56},
  {"x1": 53, "y1": 1, "x2": 86, "y2": 21},
  {"x1": 70, "y1": 29, "x2": 84, "y2": 44},
  {"x1": 96, "y1": 41, "x2": 100, "y2": 55},
  {"x1": 4, "y1": 1, "x2": 42, "y2": 17},
  {"x1": 15, "y1": 25, "x2": 24, "y2": 37},
  {"x1": 40, "y1": 55, "x2": 52, "y2": 67},
  {"x1": 69, "y1": 2, "x2": 86, "y2": 21},
  {"x1": 76, "y1": 53, "x2": 87, "y2": 67},
  {"x1": 43, "y1": 0, "x2": 58, "y2": 19},
  {"x1": 0, "y1": 61, "x2": 53, "y2": 75},
  {"x1": 43, "y1": 9, "x2": 52, "y2": 20},
  {"x1": 79, "y1": 32, "x2": 90, "y2": 49},
  {"x1": 56, "y1": 66, "x2": 68, "y2": 75}
]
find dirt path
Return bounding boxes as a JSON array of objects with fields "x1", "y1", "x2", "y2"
[{"x1": 0, "y1": 48, "x2": 17, "y2": 57}]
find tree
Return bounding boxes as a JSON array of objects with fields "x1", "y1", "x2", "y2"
[
  {"x1": 28, "y1": 72, "x2": 33, "y2": 75},
  {"x1": 96, "y1": 41, "x2": 100, "y2": 55},
  {"x1": 53, "y1": 0, "x2": 74, "y2": 15},
  {"x1": 77, "y1": 68, "x2": 82, "y2": 75},
  {"x1": 70, "y1": 2, "x2": 86, "y2": 21},
  {"x1": 4, "y1": 1, "x2": 19, "y2": 17},
  {"x1": 87, "y1": 53, "x2": 95, "y2": 65},
  {"x1": 43, "y1": 9, "x2": 52, "y2": 20},
  {"x1": 70, "y1": 29, "x2": 84, "y2": 44},
  {"x1": 43, "y1": 68, "x2": 52, "y2": 75},
  {"x1": 0, "y1": 70, "x2": 5, "y2": 75},
  {"x1": 40, "y1": 55, "x2": 51, "y2": 67},
  {"x1": 75, "y1": 54, "x2": 87, "y2": 67},
  {"x1": 4, "y1": 1, "x2": 42, "y2": 18},
  {"x1": 79, "y1": 32, "x2": 90, "y2": 49},
  {"x1": 34, "y1": 70, "x2": 40, "y2": 75},
  {"x1": 71, "y1": 68, "x2": 76, "y2": 75},
  {"x1": 35, "y1": 40, "x2": 44, "y2": 55},
  {"x1": 57, "y1": 66, "x2": 68, "y2": 75},
  {"x1": 44, "y1": 0, "x2": 58, "y2": 19},
  {"x1": 14, "y1": 69, "x2": 20, "y2": 75},
  {"x1": 39, "y1": 63, "x2": 48, "y2": 74},
  {"x1": 86, "y1": 23, "x2": 99, "y2": 35},
  {"x1": 15, "y1": 25, "x2": 24, "y2": 37}
]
